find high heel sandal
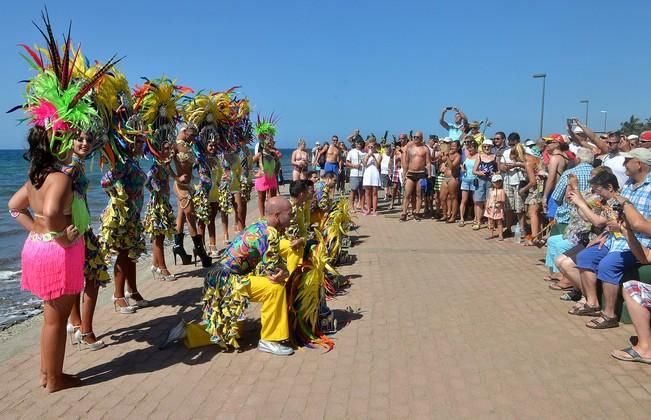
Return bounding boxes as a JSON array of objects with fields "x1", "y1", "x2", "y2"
[
  {"x1": 67, "y1": 324, "x2": 80, "y2": 346},
  {"x1": 74, "y1": 330, "x2": 106, "y2": 351},
  {"x1": 125, "y1": 291, "x2": 149, "y2": 308},
  {"x1": 112, "y1": 296, "x2": 136, "y2": 314},
  {"x1": 158, "y1": 269, "x2": 177, "y2": 282},
  {"x1": 150, "y1": 265, "x2": 161, "y2": 280},
  {"x1": 173, "y1": 233, "x2": 192, "y2": 265}
]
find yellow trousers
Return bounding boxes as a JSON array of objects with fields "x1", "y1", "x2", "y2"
[
  {"x1": 245, "y1": 275, "x2": 289, "y2": 342},
  {"x1": 280, "y1": 238, "x2": 303, "y2": 275}
]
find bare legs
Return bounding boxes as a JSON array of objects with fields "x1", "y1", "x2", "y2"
[
  {"x1": 114, "y1": 250, "x2": 143, "y2": 303},
  {"x1": 152, "y1": 236, "x2": 171, "y2": 276},
  {"x1": 459, "y1": 190, "x2": 471, "y2": 224},
  {"x1": 42, "y1": 294, "x2": 80, "y2": 393},
  {"x1": 207, "y1": 202, "x2": 218, "y2": 253},
  {"x1": 68, "y1": 281, "x2": 100, "y2": 345},
  {"x1": 446, "y1": 179, "x2": 459, "y2": 222},
  {"x1": 529, "y1": 203, "x2": 541, "y2": 239},
  {"x1": 474, "y1": 200, "x2": 485, "y2": 226},
  {"x1": 363, "y1": 186, "x2": 379, "y2": 214},
  {"x1": 401, "y1": 179, "x2": 416, "y2": 218},
  {"x1": 232, "y1": 192, "x2": 244, "y2": 232}
]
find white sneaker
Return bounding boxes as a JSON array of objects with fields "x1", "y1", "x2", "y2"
[{"x1": 257, "y1": 340, "x2": 294, "y2": 356}]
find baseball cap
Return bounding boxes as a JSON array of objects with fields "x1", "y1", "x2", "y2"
[
  {"x1": 481, "y1": 139, "x2": 493, "y2": 146},
  {"x1": 441, "y1": 137, "x2": 452, "y2": 143},
  {"x1": 524, "y1": 139, "x2": 536, "y2": 146},
  {"x1": 627, "y1": 134, "x2": 639, "y2": 141},
  {"x1": 543, "y1": 133, "x2": 565, "y2": 144},
  {"x1": 621, "y1": 148, "x2": 651, "y2": 165},
  {"x1": 639, "y1": 131, "x2": 651, "y2": 142},
  {"x1": 491, "y1": 174, "x2": 503, "y2": 182},
  {"x1": 315, "y1": 141, "x2": 320, "y2": 145}
]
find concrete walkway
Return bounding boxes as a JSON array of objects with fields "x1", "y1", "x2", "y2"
[{"x1": 1, "y1": 202, "x2": 651, "y2": 419}]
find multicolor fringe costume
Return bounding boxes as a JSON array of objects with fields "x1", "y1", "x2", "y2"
[
  {"x1": 61, "y1": 156, "x2": 111, "y2": 286},
  {"x1": 143, "y1": 162, "x2": 175, "y2": 240},
  {"x1": 202, "y1": 219, "x2": 286, "y2": 348}
]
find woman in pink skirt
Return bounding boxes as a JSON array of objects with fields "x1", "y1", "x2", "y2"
[
  {"x1": 253, "y1": 116, "x2": 281, "y2": 216},
  {"x1": 7, "y1": 13, "x2": 116, "y2": 392},
  {"x1": 9, "y1": 127, "x2": 85, "y2": 392}
]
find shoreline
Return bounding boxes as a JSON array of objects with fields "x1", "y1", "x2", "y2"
[{"x1": 0, "y1": 187, "x2": 281, "y2": 363}]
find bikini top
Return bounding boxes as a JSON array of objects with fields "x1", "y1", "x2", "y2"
[{"x1": 176, "y1": 140, "x2": 196, "y2": 164}]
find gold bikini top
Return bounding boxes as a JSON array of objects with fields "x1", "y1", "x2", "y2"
[{"x1": 175, "y1": 140, "x2": 196, "y2": 163}]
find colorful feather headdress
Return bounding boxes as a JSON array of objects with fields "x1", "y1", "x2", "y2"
[
  {"x1": 183, "y1": 87, "x2": 250, "y2": 152},
  {"x1": 255, "y1": 113, "x2": 278, "y2": 139},
  {"x1": 133, "y1": 77, "x2": 191, "y2": 160},
  {"x1": 10, "y1": 9, "x2": 120, "y2": 159}
]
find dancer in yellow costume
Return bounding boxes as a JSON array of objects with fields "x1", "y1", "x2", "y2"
[{"x1": 201, "y1": 196, "x2": 294, "y2": 355}]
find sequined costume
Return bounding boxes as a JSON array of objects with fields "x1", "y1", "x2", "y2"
[
  {"x1": 239, "y1": 146, "x2": 253, "y2": 202},
  {"x1": 202, "y1": 219, "x2": 287, "y2": 347},
  {"x1": 143, "y1": 162, "x2": 175, "y2": 240},
  {"x1": 60, "y1": 156, "x2": 111, "y2": 286},
  {"x1": 99, "y1": 157, "x2": 147, "y2": 261},
  {"x1": 193, "y1": 156, "x2": 212, "y2": 223},
  {"x1": 313, "y1": 180, "x2": 331, "y2": 212}
]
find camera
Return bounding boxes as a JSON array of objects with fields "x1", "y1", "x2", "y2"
[
  {"x1": 446, "y1": 106, "x2": 454, "y2": 111},
  {"x1": 612, "y1": 202, "x2": 624, "y2": 219}
]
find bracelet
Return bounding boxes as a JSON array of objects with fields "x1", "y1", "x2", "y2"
[{"x1": 9, "y1": 208, "x2": 27, "y2": 218}]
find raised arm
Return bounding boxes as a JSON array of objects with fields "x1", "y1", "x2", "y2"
[
  {"x1": 574, "y1": 119, "x2": 607, "y2": 154},
  {"x1": 439, "y1": 108, "x2": 450, "y2": 130}
]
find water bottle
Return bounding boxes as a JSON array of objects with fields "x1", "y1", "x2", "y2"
[{"x1": 513, "y1": 224, "x2": 522, "y2": 244}]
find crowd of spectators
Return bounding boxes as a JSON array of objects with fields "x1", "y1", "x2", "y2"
[{"x1": 302, "y1": 108, "x2": 651, "y2": 365}]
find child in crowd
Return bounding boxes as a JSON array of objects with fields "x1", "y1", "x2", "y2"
[{"x1": 485, "y1": 174, "x2": 506, "y2": 241}]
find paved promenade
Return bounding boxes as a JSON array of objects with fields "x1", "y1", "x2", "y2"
[{"x1": 2, "y1": 204, "x2": 651, "y2": 419}]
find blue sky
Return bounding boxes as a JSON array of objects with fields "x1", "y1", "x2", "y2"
[{"x1": 1, "y1": 0, "x2": 649, "y2": 149}]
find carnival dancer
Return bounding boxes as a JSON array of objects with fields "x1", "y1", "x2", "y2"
[
  {"x1": 206, "y1": 139, "x2": 225, "y2": 256},
  {"x1": 280, "y1": 181, "x2": 310, "y2": 275},
  {"x1": 253, "y1": 115, "x2": 281, "y2": 216},
  {"x1": 201, "y1": 196, "x2": 294, "y2": 355},
  {"x1": 224, "y1": 150, "x2": 246, "y2": 233},
  {"x1": 172, "y1": 124, "x2": 199, "y2": 264},
  {"x1": 63, "y1": 132, "x2": 110, "y2": 351},
  {"x1": 142, "y1": 137, "x2": 176, "y2": 280},
  {"x1": 312, "y1": 172, "x2": 337, "y2": 224},
  {"x1": 99, "y1": 120, "x2": 148, "y2": 312},
  {"x1": 7, "y1": 10, "x2": 118, "y2": 391},
  {"x1": 238, "y1": 136, "x2": 254, "y2": 227}
]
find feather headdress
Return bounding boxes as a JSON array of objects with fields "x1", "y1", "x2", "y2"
[
  {"x1": 254, "y1": 113, "x2": 278, "y2": 139},
  {"x1": 11, "y1": 8, "x2": 120, "y2": 159}
]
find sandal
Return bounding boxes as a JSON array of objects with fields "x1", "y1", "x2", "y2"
[
  {"x1": 399, "y1": 214, "x2": 407, "y2": 222},
  {"x1": 586, "y1": 313, "x2": 619, "y2": 329},
  {"x1": 458, "y1": 221, "x2": 465, "y2": 227},
  {"x1": 533, "y1": 238, "x2": 547, "y2": 248},
  {"x1": 560, "y1": 289, "x2": 582, "y2": 301},
  {"x1": 523, "y1": 240, "x2": 534, "y2": 246},
  {"x1": 543, "y1": 275, "x2": 560, "y2": 282},
  {"x1": 610, "y1": 347, "x2": 651, "y2": 364},
  {"x1": 472, "y1": 224, "x2": 480, "y2": 230},
  {"x1": 568, "y1": 303, "x2": 601, "y2": 317}
]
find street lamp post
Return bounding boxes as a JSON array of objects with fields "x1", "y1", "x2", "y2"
[
  {"x1": 600, "y1": 110, "x2": 608, "y2": 133},
  {"x1": 532, "y1": 73, "x2": 547, "y2": 138},
  {"x1": 580, "y1": 99, "x2": 589, "y2": 125}
]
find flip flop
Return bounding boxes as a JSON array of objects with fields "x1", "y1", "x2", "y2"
[
  {"x1": 543, "y1": 275, "x2": 560, "y2": 282},
  {"x1": 610, "y1": 347, "x2": 651, "y2": 364}
]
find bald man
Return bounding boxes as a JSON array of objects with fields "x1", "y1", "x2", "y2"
[
  {"x1": 201, "y1": 196, "x2": 295, "y2": 355},
  {"x1": 401, "y1": 131, "x2": 431, "y2": 221}
]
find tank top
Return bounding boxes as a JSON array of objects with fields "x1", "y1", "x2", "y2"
[
  {"x1": 462, "y1": 157, "x2": 476, "y2": 181},
  {"x1": 477, "y1": 156, "x2": 497, "y2": 178}
]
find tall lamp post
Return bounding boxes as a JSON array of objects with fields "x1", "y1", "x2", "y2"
[
  {"x1": 580, "y1": 99, "x2": 589, "y2": 125},
  {"x1": 532, "y1": 73, "x2": 547, "y2": 138},
  {"x1": 600, "y1": 110, "x2": 608, "y2": 133}
]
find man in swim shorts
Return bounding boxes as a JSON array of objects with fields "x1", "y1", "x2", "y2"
[
  {"x1": 401, "y1": 131, "x2": 431, "y2": 221},
  {"x1": 322, "y1": 136, "x2": 342, "y2": 176}
]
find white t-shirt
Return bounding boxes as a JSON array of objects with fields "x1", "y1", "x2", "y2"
[
  {"x1": 380, "y1": 153, "x2": 390, "y2": 175},
  {"x1": 347, "y1": 149, "x2": 366, "y2": 178},
  {"x1": 501, "y1": 148, "x2": 525, "y2": 186},
  {"x1": 602, "y1": 153, "x2": 628, "y2": 189}
]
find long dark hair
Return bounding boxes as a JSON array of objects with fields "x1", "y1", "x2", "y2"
[{"x1": 23, "y1": 126, "x2": 57, "y2": 189}]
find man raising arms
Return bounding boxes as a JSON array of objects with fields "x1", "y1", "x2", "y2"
[{"x1": 400, "y1": 131, "x2": 431, "y2": 221}]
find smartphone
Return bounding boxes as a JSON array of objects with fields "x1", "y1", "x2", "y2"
[{"x1": 446, "y1": 106, "x2": 454, "y2": 111}]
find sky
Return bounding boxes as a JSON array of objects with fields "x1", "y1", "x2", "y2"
[{"x1": 1, "y1": 0, "x2": 649, "y2": 149}]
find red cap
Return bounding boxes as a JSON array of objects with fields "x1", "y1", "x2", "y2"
[
  {"x1": 640, "y1": 131, "x2": 651, "y2": 141},
  {"x1": 544, "y1": 133, "x2": 565, "y2": 144}
]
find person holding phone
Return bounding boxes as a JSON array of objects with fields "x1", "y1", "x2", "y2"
[{"x1": 439, "y1": 106, "x2": 467, "y2": 142}]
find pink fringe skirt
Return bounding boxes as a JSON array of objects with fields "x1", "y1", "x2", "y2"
[
  {"x1": 255, "y1": 174, "x2": 278, "y2": 192},
  {"x1": 21, "y1": 233, "x2": 85, "y2": 301}
]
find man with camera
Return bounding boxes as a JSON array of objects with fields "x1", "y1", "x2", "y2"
[
  {"x1": 439, "y1": 106, "x2": 467, "y2": 142},
  {"x1": 574, "y1": 148, "x2": 651, "y2": 329}
]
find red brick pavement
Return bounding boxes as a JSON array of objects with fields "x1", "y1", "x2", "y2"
[{"x1": 2, "y1": 206, "x2": 651, "y2": 419}]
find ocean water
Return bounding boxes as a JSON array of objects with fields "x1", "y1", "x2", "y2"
[{"x1": 0, "y1": 147, "x2": 297, "y2": 329}]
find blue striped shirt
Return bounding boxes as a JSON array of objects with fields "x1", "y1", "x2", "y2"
[
  {"x1": 551, "y1": 163, "x2": 593, "y2": 224},
  {"x1": 607, "y1": 172, "x2": 651, "y2": 253}
]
